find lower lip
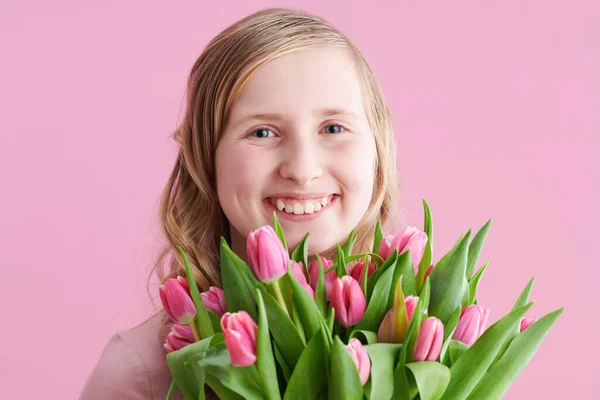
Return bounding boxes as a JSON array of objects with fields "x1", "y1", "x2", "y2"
[{"x1": 263, "y1": 195, "x2": 339, "y2": 222}]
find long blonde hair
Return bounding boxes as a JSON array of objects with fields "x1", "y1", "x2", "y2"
[{"x1": 150, "y1": 7, "x2": 404, "y2": 309}]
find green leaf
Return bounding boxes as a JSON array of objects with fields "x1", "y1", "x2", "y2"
[
  {"x1": 335, "y1": 243, "x2": 348, "y2": 277},
  {"x1": 440, "y1": 302, "x2": 533, "y2": 400},
  {"x1": 272, "y1": 340, "x2": 292, "y2": 383},
  {"x1": 328, "y1": 336, "x2": 364, "y2": 400},
  {"x1": 208, "y1": 310, "x2": 222, "y2": 333},
  {"x1": 355, "y1": 263, "x2": 396, "y2": 332},
  {"x1": 404, "y1": 297, "x2": 424, "y2": 363},
  {"x1": 220, "y1": 238, "x2": 259, "y2": 320},
  {"x1": 200, "y1": 346, "x2": 264, "y2": 400},
  {"x1": 327, "y1": 307, "x2": 335, "y2": 335},
  {"x1": 349, "y1": 330, "x2": 379, "y2": 345},
  {"x1": 367, "y1": 250, "x2": 398, "y2": 299},
  {"x1": 388, "y1": 251, "x2": 417, "y2": 310},
  {"x1": 178, "y1": 246, "x2": 214, "y2": 338},
  {"x1": 372, "y1": 220, "x2": 383, "y2": 257},
  {"x1": 419, "y1": 277, "x2": 431, "y2": 312},
  {"x1": 428, "y1": 231, "x2": 471, "y2": 324},
  {"x1": 166, "y1": 334, "x2": 214, "y2": 400},
  {"x1": 416, "y1": 199, "x2": 433, "y2": 291},
  {"x1": 283, "y1": 325, "x2": 330, "y2": 400},
  {"x1": 201, "y1": 366, "x2": 246, "y2": 400},
  {"x1": 466, "y1": 307, "x2": 563, "y2": 399},
  {"x1": 255, "y1": 290, "x2": 282, "y2": 400},
  {"x1": 314, "y1": 254, "x2": 328, "y2": 318},
  {"x1": 512, "y1": 277, "x2": 535, "y2": 312},
  {"x1": 361, "y1": 255, "x2": 369, "y2": 298},
  {"x1": 343, "y1": 228, "x2": 357, "y2": 257},
  {"x1": 272, "y1": 211, "x2": 288, "y2": 253},
  {"x1": 166, "y1": 380, "x2": 176, "y2": 400},
  {"x1": 260, "y1": 287, "x2": 305, "y2": 369},
  {"x1": 448, "y1": 340, "x2": 469, "y2": 365},
  {"x1": 288, "y1": 269, "x2": 323, "y2": 341},
  {"x1": 203, "y1": 373, "x2": 245, "y2": 400},
  {"x1": 346, "y1": 253, "x2": 385, "y2": 266},
  {"x1": 466, "y1": 218, "x2": 491, "y2": 278},
  {"x1": 391, "y1": 349, "x2": 411, "y2": 400},
  {"x1": 468, "y1": 259, "x2": 489, "y2": 304},
  {"x1": 363, "y1": 343, "x2": 403, "y2": 400},
  {"x1": 439, "y1": 307, "x2": 461, "y2": 364},
  {"x1": 291, "y1": 233, "x2": 310, "y2": 272},
  {"x1": 405, "y1": 362, "x2": 450, "y2": 400}
]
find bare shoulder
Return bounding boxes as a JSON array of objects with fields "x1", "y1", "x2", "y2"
[{"x1": 79, "y1": 312, "x2": 181, "y2": 400}]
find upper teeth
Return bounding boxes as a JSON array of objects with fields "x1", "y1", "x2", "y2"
[{"x1": 275, "y1": 197, "x2": 330, "y2": 214}]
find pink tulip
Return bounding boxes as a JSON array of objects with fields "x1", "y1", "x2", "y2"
[
  {"x1": 290, "y1": 260, "x2": 315, "y2": 299},
  {"x1": 520, "y1": 316, "x2": 538, "y2": 332},
  {"x1": 160, "y1": 278, "x2": 197, "y2": 324},
  {"x1": 413, "y1": 317, "x2": 444, "y2": 361},
  {"x1": 452, "y1": 305, "x2": 490, "y2": 346},
  {"x1": 246, "y1": 225, "x2": 289, "y2": 282},
  {"x1": 176, "y1": 276, "x2": 190, "y2": 294},
  {"x1": 378, "y1": 226, "x2": 428, "y2": 271},
  {"x1": 346, "y1": 338, "x2": 371, "y2": 386},
  {"x1": 221, "y1": 311, "x2": 258, "y2": 367},
  {"x1": 308, "y1": 256, "x2": 336, "y2": 300},
  {"x1": 330, "y1": 276, "x2": 367, "y2": 327},
  {"x1": 200, "y1": 286, "x2": 227, "y2": 317},
  {"x1": 349, "y1": 261, "x2": 375, "y2": 285},
  {"x1": 163, "y1": 324, "x2": 195, "y2": 353},
  {"x1": 424, "y1": 264, "x2": 434, "y2": 280},
  {"x1": 377, "y1": 295, "x2": 419, "y2": 343}
]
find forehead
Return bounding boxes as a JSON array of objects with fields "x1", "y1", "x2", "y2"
[{"x1": 226, "y1": 48, "x2": 367, "y2": 125}]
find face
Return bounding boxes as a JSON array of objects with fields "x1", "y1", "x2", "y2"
[{"x1": 215, "y1": 47, "x2": 376, "y2": 257}]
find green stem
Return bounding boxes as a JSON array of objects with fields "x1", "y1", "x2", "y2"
[
  {"x1": 166, "y1": 380, "x2": 176, "y2": 400},
  {"x1": 271, "y1": 280, "x2": 289, "y2": 317},
  {"x1": 190, "y1": 321, "x2": 201, "y2": 342}
]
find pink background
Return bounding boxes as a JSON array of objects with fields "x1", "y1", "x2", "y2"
[{"x1": 1, "y1": 1, "x2": 597, "y2": 398}]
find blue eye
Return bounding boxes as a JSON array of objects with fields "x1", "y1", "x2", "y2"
[
  {"x1": 250, "y1": 128, "x2": 276, "y2": 138},
  {"x1": 323, "y1": 124, "x2": 345, "y2": 134}
]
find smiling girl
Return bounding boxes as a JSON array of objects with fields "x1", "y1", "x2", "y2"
[{"x1": 80, "y1": 7, "x2": 403, "y2": 400}]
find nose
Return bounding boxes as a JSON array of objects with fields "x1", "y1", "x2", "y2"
[{"x1": 278, "y1": 135, "x2": 323, "y2": 185}]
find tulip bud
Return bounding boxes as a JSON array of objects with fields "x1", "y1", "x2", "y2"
[
  {"x1": 377, "y1": 295, "x2": 419, "y2": 343},
  {"x1": 346, "y1": 338, "x2": 371, "y2": 386},
  {"x1": 413, "y1": 317, "x2": 444, "y2": 361},
  {"x1": 176, "y1": 276, "x2": 190, "y2": 294},
  {"x1": 290, "y1": 260, "x2": 315, "y2": 299},
  {"x1": 520, "y1": 316, "x2": 538, "y2": 332},
  {"x1": 163, "y1": 324, "x2": 195, "y2": 353},
  {"x1": 378, "y1": 226, "x2": 428, "y2": 271},
  {"x1": 171, "y1": 324, "x2": 195, "y2": 341},
  {"x1": 308, "y1": 256, "x2": 336, "y2": 300},
  {"x1": 159, "y1": 278, "x2": 197, "y2": 324},
  {"x1": 200, "y1": 286, "x2": 227, "y2": 317},
  {"x1": 330, "y1": 276, "x2": 367, "y2": 327},
  {"x1": 424, "y1": 264, "x2": 434, "y2": 280},
  {"x1": 246, "y1": 225, "x2": 289, "y2": 282},
  {"x1": 349, "y1": 261, "x2": 375, "y2": 285},
  {"x1": 221, "y1": 311, "x2": 258, "y2": 367},
  {"x1": 452, "y1": 305, "x2": 490, "y2": 345}
]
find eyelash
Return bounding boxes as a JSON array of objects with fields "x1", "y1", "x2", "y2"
[{"x1": 248, "y1": 123, "x2": 348, "y2": 139}]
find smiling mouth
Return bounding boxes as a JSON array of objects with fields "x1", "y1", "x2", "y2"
[{"x1": 266, "y1": 194, "x2": 337, "y2": 215}]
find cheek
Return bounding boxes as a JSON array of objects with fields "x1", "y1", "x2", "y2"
[
  {"x1": 215, "y1": 144, "x2": 269, "y2": 213},
  {"x1": 335, "y1": 138, "x2": 376, "y2": 201}
]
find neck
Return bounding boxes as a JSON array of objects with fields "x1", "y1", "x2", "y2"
[{"x1": 229, "y1": 226, "x2": 249, "y2": 264}]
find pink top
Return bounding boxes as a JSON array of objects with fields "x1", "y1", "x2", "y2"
[{"x1": 79, "y1": 311, "x2": 185, "y2": 400}]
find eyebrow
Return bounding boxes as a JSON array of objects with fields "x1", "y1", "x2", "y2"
[{"x1": 231, "y1": 107, "x2": 362, "y2": 128}]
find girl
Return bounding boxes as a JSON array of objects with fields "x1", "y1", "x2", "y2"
[{"x1": 80, "y1": 7, "x2": 403, "y2": 400}]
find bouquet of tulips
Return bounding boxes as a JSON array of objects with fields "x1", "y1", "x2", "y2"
[{"x1": 160, "y1": 199, "x2": 562, "y2": 400}]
